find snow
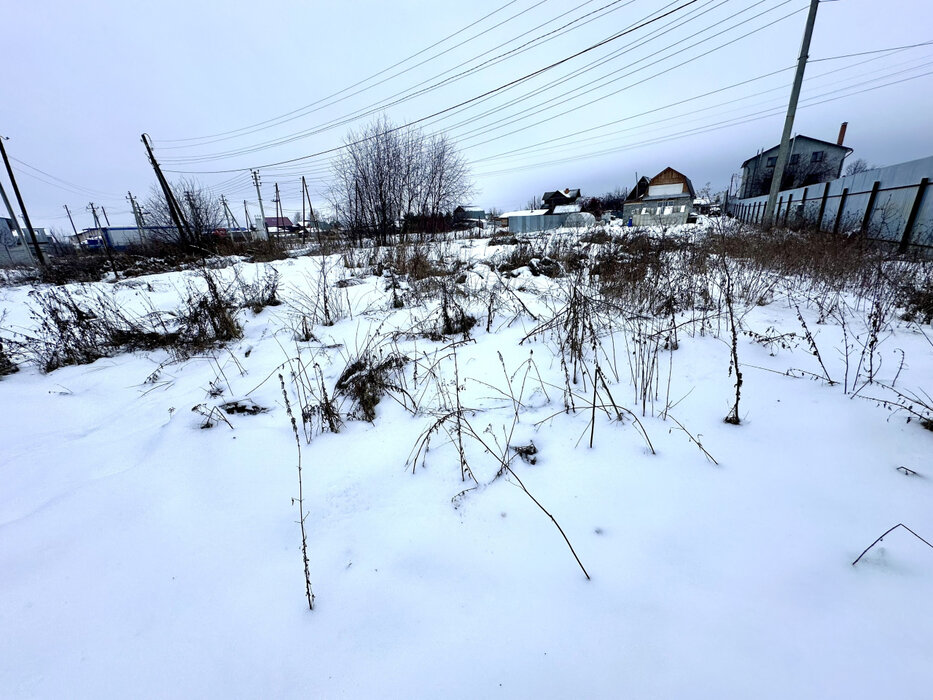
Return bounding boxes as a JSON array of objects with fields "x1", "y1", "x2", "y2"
[{"x1": 1, "y1": 227, "x2": 932, "y2": 699}]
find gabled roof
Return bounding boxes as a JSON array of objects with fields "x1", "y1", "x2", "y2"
[
  {"x1": 647, "y1": 167, "x2": 696, "y2": 198},
  {"x1": 741, "y1": 135, "x2": 854, "y2": 168},
  {"x1": 625, "y1": 176, "x2": 651, "y2": 202},
  {"x1": 542, "y1": 188, "x2": 581, "y2": 202}
]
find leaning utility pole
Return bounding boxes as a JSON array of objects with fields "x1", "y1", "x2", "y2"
[
  {"x1": 220, "y1": 195, "x2": 241, "y2": 230},
  {"x1": 141, "y1": 133, "x2": 192, "y2": 248},
  {"x1": 88, "y1": 202, "x2": 119, "y2": 279},
  {"x1": 126, "y1": 191, "x2": 147, "y2": 244},
  {"x1": 0, "y1": 178, "x2": 33, "y2": 262},
  {"x1": 251, "y1": 170, "x2": 268, "y2": 240},
  {"x1": 63, "y1": 205, "x2": 78, "y2": 236},
  {"x1": 0, "y1": 135, "x2": 45, "y2": 265},
  {"x1": 101, "y1": 205, "x2": 111, "y2": 226},
  {"x1": 762, "y1": 0, "x2": 820, "y2": 228}
]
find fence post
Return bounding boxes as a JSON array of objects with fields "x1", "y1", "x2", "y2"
[
  {"x1": 817, "y1": 182, "x2": 830, "y2": 232},
  {"x1": 832, "y1": 187, "x2": 849, "y2": 235},
  {"x1": 783, "y1": 194, "x2": 793, "y2": 227},
  {"x1": 899, "y1": 177, "x2": 929, "y2": 253},
  {"x1": 860, "y1": 180, "x2": 881, "y2": 235},
  {"x1": 799, "y1": 188, "x2": 808, "y2": 228}
]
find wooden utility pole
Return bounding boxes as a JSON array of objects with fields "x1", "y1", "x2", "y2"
[
  {"x1": 63, "y1": 204, "x2": 78, "y2": 236},
  {"x1": 251, "y1": 170, "x2": 268, "y2": 240},
  {"x1": 763, "y1": 0, "x2": 820, "y2": 228},
  {"x1": 88, "y1": 202, "x2": 119, "y2": 279},
  {"x1": 141, "y1": 133, "x2": 192, "y2": 247},
  {"x1": 101, "y1": 205, "x2": 111, "y2": 226},
  {"x1": 0, "y1": 135, "x2": 45, "y2": 265}
]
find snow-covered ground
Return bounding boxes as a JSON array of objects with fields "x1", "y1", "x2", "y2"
[{"x1": 1, "y1": 227, "x2": 932, "y2": 699}]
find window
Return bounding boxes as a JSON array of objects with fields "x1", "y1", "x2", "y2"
[
  {"x1": 811, "y1": 151, "x2": 825, "y2": 163},
  {"x1": 679, "y1": 205, "x2": 686, "y2": 213},
  {"x1": 789, "y1": 153, "x2": 800, "y2": 165},
  {"x1": 766, "y1": 156, "x2": 777, "y2": 168},
  {"x1": 663, "y1": 206, "x2": 673, "y2": 216}
]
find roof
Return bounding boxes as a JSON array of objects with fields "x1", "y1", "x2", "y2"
[
  {"x1": 646, "y1": 167, "x2": 696, "y2": 198},
  {"x1": 625, "y1": 176, "x2": 651, "y2": 202},
  {"x1": 501, "y1": 209, "x2": 548, "y2": 217},
  {"x1": 264, "y1": 216, "x2": 293, "y2": 227},
  {"x1": 552, "y1": 203, "x2": 582, "y2": 214},
  {"x1": 541, "y1": 188, "x2": 581, "y2": 202},
  {"x1": 741, "y1": 135, "x2": 854, "y2": 168}
]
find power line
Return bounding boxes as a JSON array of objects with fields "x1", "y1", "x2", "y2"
[
  {"x1": 155, "y1": 0, "x2": 535, "y2": 145},
  {"x1": 158, "y1": 0, "x2": 642, "y2": 162},
  {"x1": 161, "y1": 1, "x2": 718, "y2": 174}
]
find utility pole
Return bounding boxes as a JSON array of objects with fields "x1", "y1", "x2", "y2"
[
  {"x1": 126, "y1": 191, "x2": 146, "y2": 244},
  {"x1": 141, "y1": 133, "x2": 192, "y2": 248},
  {"x1": 63, "y1": 204, "x2": 78, "y2": 236},
  {"x1": 243, "y1": 200, "x2": 252, "y2": 234},
  {"x1": 101, "y1": 205, "x2": 111, "y2": 226},
  {"x1": 1, "y1": 177, "x2": 33, "y2": 262},
  {"x1": 301, "y1": 177, "x2": 306, "y2": 236},
  {"x1": 220, "y1": 195, "x2": 241, "y2": 230},
  {"x1": 0, "y1": 135, "x2": 45, "y2": 265},
  {"x1": 88, "y1": 202, "x2": 119, "y2": 278},
  {"x1": 763, "y1": 0, "x2": 820, "y2": 228},
  {"x1": 273, "y1": 182, "x2": 283, "y2": 236},
  {"x1": 251, "y1": 170, "x2": 268, "y2": 240}
]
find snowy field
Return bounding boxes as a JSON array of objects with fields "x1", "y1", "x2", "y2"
[{"x1": 1, "y1": 224, "x2": 932, "y2": 699}]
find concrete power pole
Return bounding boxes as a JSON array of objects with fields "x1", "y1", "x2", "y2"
[
  {"x1": 251, "y1": 170, "x2": 268, "y2": 240},
  {"x1": 762, "y1": 0, "x2": 820, "y2": 228},
  {"x1": 63, "y1": 204, "x2": 78, "y2": 236},
  {"x1": 0, "y1": 177, "x2": 33, "y2": 263},
  {"x1": 127, "y1": 192, "x2": 146, "y2": 244},
  {"x1": 0, "y1": 135, "x2": 45, "y2": 265},
  {"x1": 88, "y1": 202, "x2": 119, "y2": 279}
]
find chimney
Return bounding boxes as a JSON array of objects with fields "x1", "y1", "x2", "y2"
[{"x1": 836, "y1": 121, "x2": 848, "y2": 146}]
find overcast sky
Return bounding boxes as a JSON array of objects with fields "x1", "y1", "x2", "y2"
[{"x1": 4, "y1": 0, "x2": 933, "y2": 231}]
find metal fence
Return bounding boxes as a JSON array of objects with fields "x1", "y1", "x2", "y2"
[{"x1": 726, "y1": 155, "x2": 933, "y2": 250}]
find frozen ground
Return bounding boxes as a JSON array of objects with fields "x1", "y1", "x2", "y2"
[{"x1": 1, "y1": 227, "x2": 932, "y2": 698}]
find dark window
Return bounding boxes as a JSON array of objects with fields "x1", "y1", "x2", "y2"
[
  {"x1": 811, "y1": 151, "x2": 825, "y2": 163},
  {"x1": 789, "y1": 154, "x2": 800, "y2": 165},
  {"x1": 766, "y1": 156, "x2": 777, "y2": 168}
]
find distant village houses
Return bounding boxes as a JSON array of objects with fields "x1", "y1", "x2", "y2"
[{"x1": 501, "y1": 187, "x2": 594, "y2": 232}]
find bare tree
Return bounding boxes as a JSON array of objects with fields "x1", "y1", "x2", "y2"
[
  {"x1": 845, "y1": 158, "x2": 872, "y2": 176},
  {"x1": 329, "y1": 116, "x2": 473, "y2": 244},
  {"x1": 144, "y1": 177, "x2": 223, "y2": 247}
]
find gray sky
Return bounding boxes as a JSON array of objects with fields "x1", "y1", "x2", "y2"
[{"x1": 4, "y1": 0, "x2": 932, "y2": 231}]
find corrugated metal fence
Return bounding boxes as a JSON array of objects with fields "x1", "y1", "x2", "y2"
[{"x1": 726, "y1": 155, "x2": 933, "y2": 250}]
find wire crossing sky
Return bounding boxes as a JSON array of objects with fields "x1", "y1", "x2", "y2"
[{"x1": 4, "y1": 0, "x2": 932, "y2": 228}]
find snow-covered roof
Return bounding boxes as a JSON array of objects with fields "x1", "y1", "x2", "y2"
[{"x1": 500, "y1": 209, "x2": 548, "y2": 217}]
